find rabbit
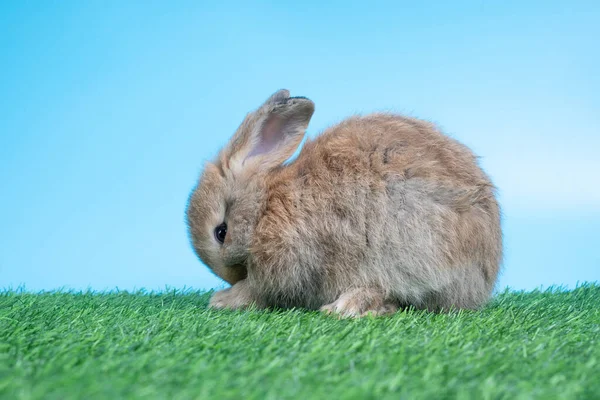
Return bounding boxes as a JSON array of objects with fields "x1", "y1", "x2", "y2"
[{"x1": 186, "y1": 89, "x2": 502, "y2": 317}]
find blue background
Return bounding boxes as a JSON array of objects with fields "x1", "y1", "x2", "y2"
[{"x1": 1, "y1": 1, "x2": 598, "y2": 292}]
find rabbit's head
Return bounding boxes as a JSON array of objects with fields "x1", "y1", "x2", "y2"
[{"x1": 186, "y1": 90, "x2": 315, "y2": 284}]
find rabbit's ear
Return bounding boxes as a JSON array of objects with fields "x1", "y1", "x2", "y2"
[
  {"x1": 225, "y1": 90, "x2": 315, "y2": 174},
  {"x1": 245, "y1": 96, "x2": 314, "y2": 161}
]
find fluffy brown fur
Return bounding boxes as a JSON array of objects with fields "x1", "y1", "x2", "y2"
[{"x1": 186, "y1": 89, "x2": 502, "y2": 317}]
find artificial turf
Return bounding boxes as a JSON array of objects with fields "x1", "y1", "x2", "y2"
[{"x1": 1, "y1": 284, "x2": 599, "y2": 399}]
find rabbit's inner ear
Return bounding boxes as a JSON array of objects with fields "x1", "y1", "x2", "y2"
[
  {"x1": 241, "y1": 98, "x2": 315, "y2": 170},
  {"x1": 246, "y1": 114, "x2": 287, "y2": 159}
]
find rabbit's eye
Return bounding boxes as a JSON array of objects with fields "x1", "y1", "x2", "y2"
[{"x1": 214, "y1": 223, "x2": 227, "y2": 244}]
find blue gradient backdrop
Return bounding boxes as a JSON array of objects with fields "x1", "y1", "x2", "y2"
[{"x1": 1, "y1": 1, "x2": 598, "y2": 292}]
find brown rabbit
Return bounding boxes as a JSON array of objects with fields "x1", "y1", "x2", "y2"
[{"x1": 186, "y1": 89, "x2": 502, "y2": 317}]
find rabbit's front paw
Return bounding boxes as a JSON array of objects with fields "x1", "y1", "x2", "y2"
[
  {"x1": 320, "y1": 288, "x2": 398, "y2": 318},
  {"x1": 209, "y1": 280, "x2": 260, "y2": 310}
]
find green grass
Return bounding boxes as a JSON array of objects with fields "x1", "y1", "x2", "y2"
[{"x1": 1, "y1": 284, "x2": 599, "y2": 400}]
